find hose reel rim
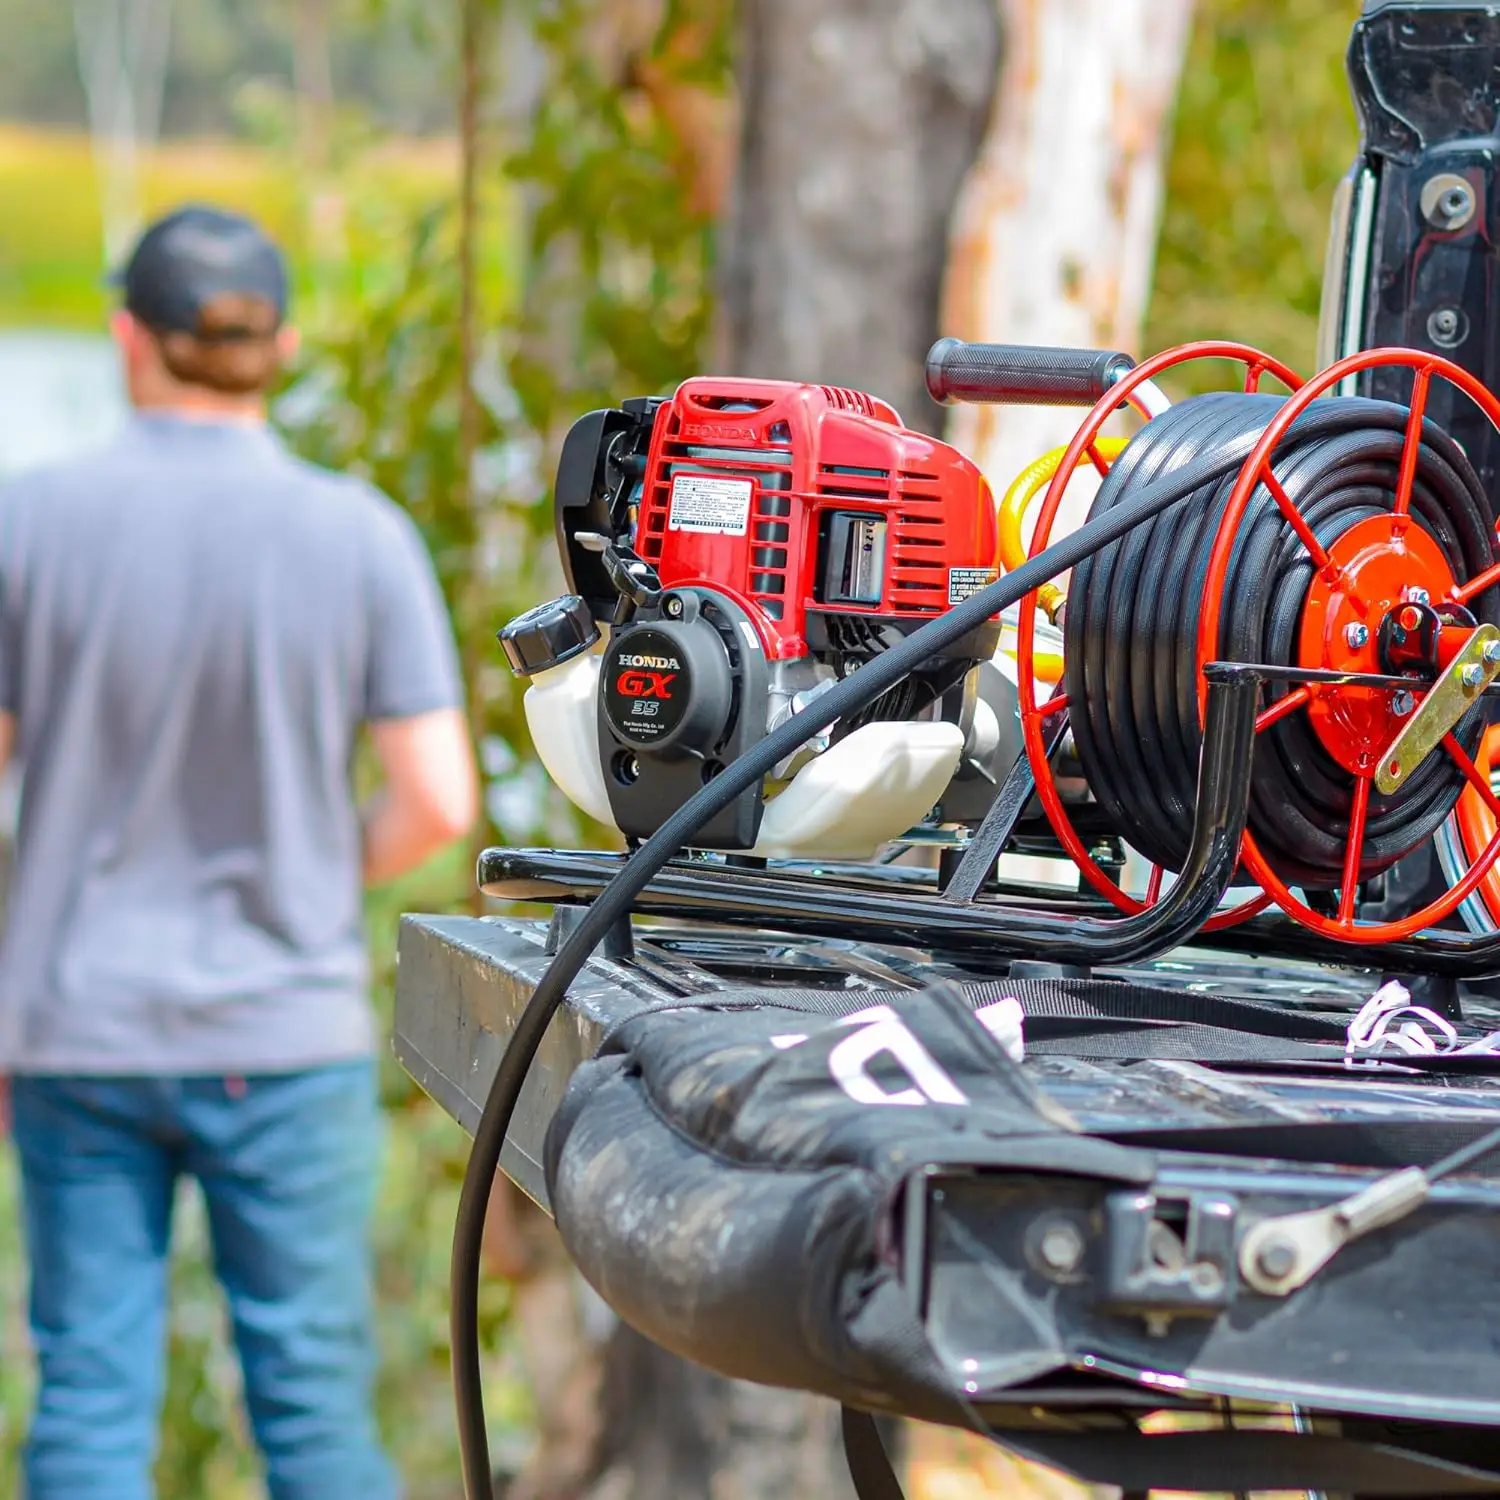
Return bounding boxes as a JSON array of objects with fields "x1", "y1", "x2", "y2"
[
  {"x1": 1017, "y1": 341, "x2": 1302, "y2": 924},
  {"x1": 1196, "y1": 346, "x2": 1500, "y2": 943}
]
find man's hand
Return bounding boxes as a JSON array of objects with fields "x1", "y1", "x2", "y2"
[{"x1": 362, "y1": 707, "x2": 480, "y2": 886}]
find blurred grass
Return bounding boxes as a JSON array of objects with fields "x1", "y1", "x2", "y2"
[{"x1": 0, "y1": 126, "x2": 461, "y2": 329}]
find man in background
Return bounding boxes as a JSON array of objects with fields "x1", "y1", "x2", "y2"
[{"x1": 0, "y1": 205, "x2": 478, "y2": 1500}]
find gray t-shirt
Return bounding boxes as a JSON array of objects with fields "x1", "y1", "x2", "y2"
[{"x1": 0, "y1": 413, "x2": 463, "y2": 1075}]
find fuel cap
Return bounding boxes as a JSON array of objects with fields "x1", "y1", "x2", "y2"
[{"x1": 497, "y1": 594, "x2": 600, "y2": 677}]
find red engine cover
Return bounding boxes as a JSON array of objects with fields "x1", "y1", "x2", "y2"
[{"x1": 634, "y1": 377, "x2": 998, "y2": 660}]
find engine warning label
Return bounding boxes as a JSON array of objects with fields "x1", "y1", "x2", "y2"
[
  {"x1": 948, "y1": 567, "x2": 999, "y2": 605},
  {"x1": 668, "y1": 474, "x2": 753, "y2": 536}
]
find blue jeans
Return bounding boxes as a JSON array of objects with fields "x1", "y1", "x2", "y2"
[{"x1": 11, "y1": 1064, "x2": 399, "y2": 1500}]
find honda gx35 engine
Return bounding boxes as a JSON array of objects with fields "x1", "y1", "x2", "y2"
[{"x1": 500, "y1": 375, "x2": 1032, "y2": 857}]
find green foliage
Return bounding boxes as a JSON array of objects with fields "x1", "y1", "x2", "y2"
[
  {"x1": 1148, "y1": 0, "x2": 1360, "y2": 380},
  {"x1": 505, "y1": 0, "x2": 731, "y2": 436}
]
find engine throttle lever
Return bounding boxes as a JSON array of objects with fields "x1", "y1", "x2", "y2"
[{"x1": 925, "y1": 338, "x2": 1135, "y2": 408}]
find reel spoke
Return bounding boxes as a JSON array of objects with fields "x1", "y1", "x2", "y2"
[
  {"x1": 1255, "y1": 684, "x2": 1312, "y2": 733},
  {"x1": 1392, "y1": 366, "x2": 1432, "y2": 521},
  {"x1": 1145, "y1": 864, "x2": 1164, "y2": 906},
  {"x1": 1452, "y1": 559, "x2": 1500, "y2": 607},
  {"x1": 1262, "y1": 467, "x2": 1339, "y2": 580},
  {"x1": 1339, "y1": 774, "x2": 1373, "y2": 925},
  {"x1": 1036, "y1": 693, "x2": 1070, "y2": 720},
  {"x1": 1244, "y1": 361, "x2": 1266, "y2": 394},
  {"x1": 1086, "y1": 442, "x2": 1114, "y2": 478},
  {"x1": 1446, "y1": 732, "x2": 1500, "y2": 820}
]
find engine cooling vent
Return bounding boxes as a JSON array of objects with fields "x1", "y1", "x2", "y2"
[{"x1": 820, "y1": 386, "x2": 878, "y2": 416}]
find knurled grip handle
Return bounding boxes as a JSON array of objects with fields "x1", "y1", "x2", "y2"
[{"x1": 925, "y1": 338, "x2": 1136, "y2": 408}]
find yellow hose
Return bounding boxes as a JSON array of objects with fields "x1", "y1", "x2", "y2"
[
  {"x1": 997, "y1": 438, "x2": 1130, "y2": 625},
  {"x1": 990, "y1": 437, "x2": 1131, "y2": 681}
]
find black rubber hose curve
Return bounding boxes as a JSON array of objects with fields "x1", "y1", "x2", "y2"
[
  {"x1": 449, "y1": 388, "x2": 1495, "y2": 1497},
  {"x1": 1065, "y1": 391, "x2": 1500, "y2": 889}
]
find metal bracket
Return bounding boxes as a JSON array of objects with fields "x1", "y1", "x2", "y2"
[
  {"x1": 1098, "y1": 1190, "x2": 1240, "y2": 1321},
  {"x1": 1376, "y1": 623, "x2": 1500, "y2": 794}
]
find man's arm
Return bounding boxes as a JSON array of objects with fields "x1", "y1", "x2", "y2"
[
  {"x1": 361, "y1": 707, "x2": 480, "y2": 886},
  {"x1": 0, "y1": 711, "x2": 12, "y2": 782}
]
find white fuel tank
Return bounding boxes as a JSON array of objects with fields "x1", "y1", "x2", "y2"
[{"x1": 522, "y1": 650, "x2": 964, "y2": 859}]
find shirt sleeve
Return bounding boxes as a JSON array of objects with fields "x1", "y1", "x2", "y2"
[{"x1": 362, "y1": 498, "x2": 466, "y2": 722}]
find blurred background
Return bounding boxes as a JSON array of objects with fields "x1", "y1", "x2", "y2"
[{"x1": 0, "y1": 0, "x2": 1361, "y2": 1495}]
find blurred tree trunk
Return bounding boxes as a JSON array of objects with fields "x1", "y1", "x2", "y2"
[
  {"x1": 937, "y1": 0, "x2": 1194, "y2": 904},
  {"x1": 942, "y1": 0, "x2": 1195, "y2": 522},
  {"x1": 719, "y1": 0, "x2": 1002, "y2": 433}
]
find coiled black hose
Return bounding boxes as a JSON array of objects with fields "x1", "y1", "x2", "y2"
[{"x1": 1065, "y1": 392, "x2": 1500, "y2": 888}]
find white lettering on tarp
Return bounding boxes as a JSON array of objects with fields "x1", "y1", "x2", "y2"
[
  {"x1": 769, "y1": 998, "x2": 1026, "y2": 1102},
  {"x1": 825, "y1": 1005, "x2": 968, "y2": 1108}
]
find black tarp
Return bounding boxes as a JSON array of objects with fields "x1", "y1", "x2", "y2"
[{"x1": 544, "y1": 981, "x2": 1155, "y2": 1428}]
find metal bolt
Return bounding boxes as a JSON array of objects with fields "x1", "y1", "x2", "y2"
[
  {"x1": 1463, "y1": 664, "x2": 1486, "y2": 691},
  {"x1": 1392, "y1": 690, "x2": 1416, "y2": 717},
  {"x1": 1442, "y1": 185, "x2": 1472, "y2": 220},
  {"x1": 1409, "y1": 588, "x2": 1431, "y2": 606},
  {"x1": 1189, "y1": 1262, "x2": 1226, "y2": 1299},
  {"x1": 1422, "y1": 173, "x2": 1477, "y2": 231},
  {"x1": 1485, "y1": 642, "x2": 1500, "y2": 667},
  {"x1": 1345, "y1": 622, "x2": 1369, "y2": 650},
  {"x1": 1255, "y1": 1235, "x2": 1299, "y2": 1282},
  {"x1": 664, "y1": 594, "x2": 684, "y2": 619},
  {"x1": 1037, "y1": 1220, "x2": 1086, "y2": 1276},
  {"x1": 1428, "y1": 306, "x2": 1468, "y2": 349}
]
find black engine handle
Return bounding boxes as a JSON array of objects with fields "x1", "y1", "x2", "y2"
[{"x1": 925, "y1": 337, "x2": 1135, "y2": 408}]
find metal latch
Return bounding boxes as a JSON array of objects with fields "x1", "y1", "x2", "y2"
[
  {"x1": 1239, "y1": 1167, "x2": 1429, "y2": 1296},
  {"x1": 1099, "y1": 1190, "x2": 1239, "y2": 1319}
]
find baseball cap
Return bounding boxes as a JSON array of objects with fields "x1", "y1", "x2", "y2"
[{"x1": 111, "y1": 205, "x2": 290, "y2": 337}]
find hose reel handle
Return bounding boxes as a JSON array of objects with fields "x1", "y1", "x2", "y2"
[{"x1": 926, "y1": 338, "x2": 1136, "y2": 408}]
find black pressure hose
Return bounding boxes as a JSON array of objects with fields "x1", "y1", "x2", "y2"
[
  {"x1": 1065, "y1": 392, "x2": 1499, "y2": 889},
  {"x1": 446, "y1": 392, "x2": 1483, "y2": 1497}
]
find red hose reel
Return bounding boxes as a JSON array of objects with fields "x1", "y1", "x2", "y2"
[{"x1": 1015, "y1": 342, "x2": 1500, "y2": 944}]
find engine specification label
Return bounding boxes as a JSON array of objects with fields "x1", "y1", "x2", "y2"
[
  {"x1": 668, "y1": 474, "x2": 753, "y2": 536},
  {"x1": 948, "y1": 566, "x2": 999, "y2": 605}
]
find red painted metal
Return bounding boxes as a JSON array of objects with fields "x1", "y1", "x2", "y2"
[
  {"x1": 1295, "y1": 514, "x2": 1458, "y2": 777},
  {"x1": 634, "y1": 378, "x2": 999, "y2": 662}
]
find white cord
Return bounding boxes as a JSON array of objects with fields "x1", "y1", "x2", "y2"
[
  {"x1": 1345, "y1": 979, "x2": 1500, "y2": 1066},
  {"x1": 1128, "y1": 378, "x2": 1173, "y2": 419}
]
